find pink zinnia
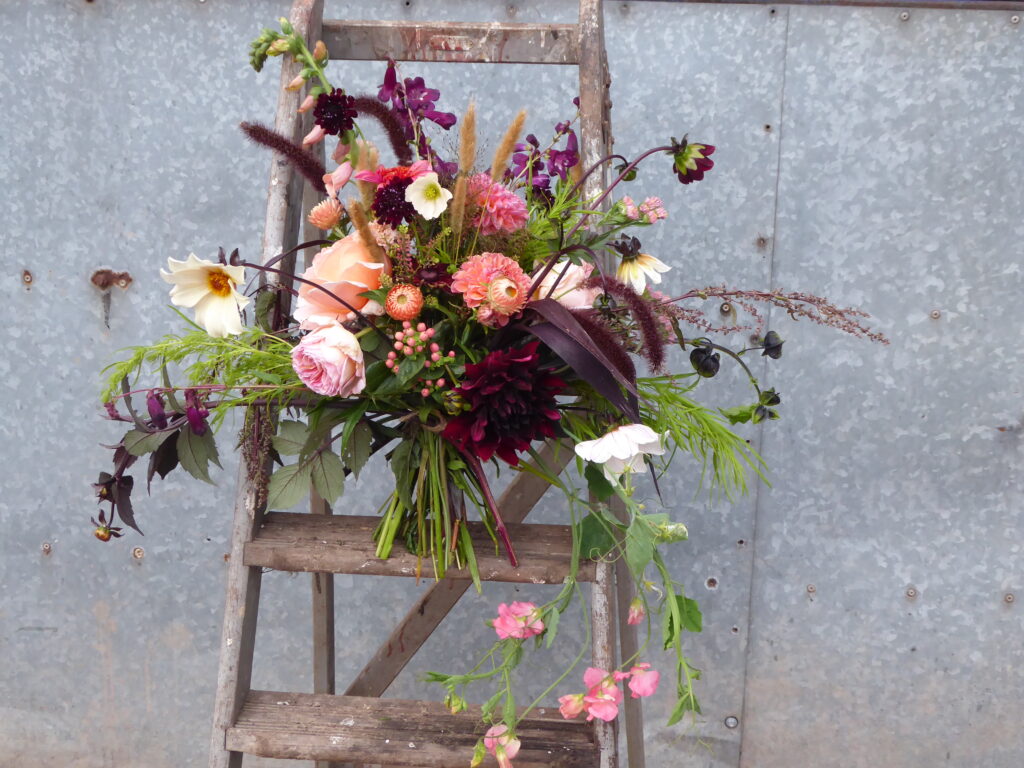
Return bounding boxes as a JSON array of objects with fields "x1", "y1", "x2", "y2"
[
  {"x1": 468, "y1": 173, "x2": 528, "y2": 235},
  {"x1": 451, "y1": 252, "x2": 531, "y2": 327},
  {"x1": 492, "y1": 601, "x2": 544, "y2": 640}
]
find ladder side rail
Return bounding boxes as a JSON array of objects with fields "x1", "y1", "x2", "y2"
[
  {"x1": 592, "y1": 558, "x2": 620, "y2": 768},
  {"x1": 321, "y1": 19, "x2": 579, "y2": 65},
  {"x1": 209, "y1": 2, "x2": 324, "y2": 767}
]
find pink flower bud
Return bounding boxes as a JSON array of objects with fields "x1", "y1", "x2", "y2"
[
  {"x1": 416, "y1": 322, "x2": 426, "y2": 332},
  {"x1": 402, "y1": 320, "x2": 412, "y2": 329},
  {"x1": 285, "y1": 74, "x2": 306, "y2": 92},
  {"x1": 302, "y1": 124, "x2": 326, "y2": 147},
  {"x1": 298, "y1": 94, "x2": 316, "y2": 113},
  {"x1": 430, "y1": 343, "x2": 439, "y2": 352},
  {"x1": 393, "y1": 342, "x2": 403, "y2": 351},
  {"x1": 627, "y1": 597, "x2": 645, "y2": 626},
  {"x1": 395, "y1": 331, "x2": 404, "y2": 341}
]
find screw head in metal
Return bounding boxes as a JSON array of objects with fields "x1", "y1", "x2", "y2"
[
  {"x1": 41, "y1": 542, "x2": 52, "y2": 555},
  {"x1": 132, "y1": 546, "x2": 145, "y2": 560},
  {"x1": 906, "y1": 586, "x2": 918, "y2": 599},
  {"x1": 806, "y1": 584, "x2": 816, "y2": 594},
  {"x1": 1011, "y1": 15, "x2": 1020, "y2": 24},
  {"x1": 1005, "y1": 593, "x2": 1015, "y2": 604},
  {"x1": 706, "y1": 577, "x2": 719, "y2": 589},
  {"x1": 929, "y1": 309, "x2": 941, "y2": 319},
  {"x1": 899, "y1": 11, "x2": 910, "y2": 21},
  {"x1": 719, "y1": 302, "x2": 733, "y2": 315},
  {"x1": 22, "y1": 270, "x2": 32, "y2": 284},
  {"x1": 724, "y1": 715, "x2": 739, "y2": 729}
]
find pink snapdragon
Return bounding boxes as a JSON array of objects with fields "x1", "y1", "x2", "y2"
[
  {"x1": 483, "y1": 724, "x2": 521, "y2": 768},
  {"x1": 491, "y1": 601, "x2": 544, "y2": 640}
]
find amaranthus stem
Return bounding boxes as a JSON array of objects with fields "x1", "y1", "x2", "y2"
[{"x1": 454, "y1": 445, "x2": 519, "y2": 567}]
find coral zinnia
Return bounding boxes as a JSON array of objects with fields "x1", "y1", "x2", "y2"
[
  {"x1": 442, "y1": 341, "x2": 564, "y2": 465},
  {"x1": 451, "y1": 252, "x2": 531, "y2": 327}
]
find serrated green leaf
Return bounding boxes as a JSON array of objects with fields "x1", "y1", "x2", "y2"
[
  {"x1": 272, "y1": 420, "x2": 308, "y2": 456},
  {"x1": 310, "y1": 450, "x2": 345, "y2": 505},
  {"x1": 720, "y1": 404, "x2": 756, "y2": 425},
  {"x1": 578, "y1": 512, "x2": 617, "y2": 560},
  {"x1": 344, "y1": 421, "x2": 373, "y2": 479},
  {"x1": 124, "y1": 428, "x2": 171, "y2": 457},
  {"x1": 177, "y1": 427, "x2": 220, "y2": 484},
  {"x1": 266, "y1": 461, "x2": 314, "y2": 510},
  {"x1": 584, "y1": 463, "x2": 615, "y2": 501}
]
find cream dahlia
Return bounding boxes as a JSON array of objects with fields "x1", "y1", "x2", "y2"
[{"x1": 160, "y1": 254, "x2": 249, "y2": 338}]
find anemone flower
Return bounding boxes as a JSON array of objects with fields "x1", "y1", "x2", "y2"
[
  {"x1": 161, "y1": 254, "x2": 249, "y2": 338},
  {"x1": 405, "y1": 171, "x2": 452, "y2": 219}
]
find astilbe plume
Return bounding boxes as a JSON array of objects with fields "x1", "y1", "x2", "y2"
[
  {"x1": 239, "y1": 121, "x2": 327, "y2": 195},
  {"x1": 441, "y1": 341, "x2": 564, "y2": 465}
]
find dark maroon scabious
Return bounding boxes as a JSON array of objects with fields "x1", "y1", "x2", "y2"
[
  {"x1": 314, "y1": 89, "x2": 358, "y2": 135},
  {"x1": 442, "y1": 341, "x2": 565, "y2": 465},
  {"x1": 372, "y1": 178, "x2": 417, "y2": 229}
]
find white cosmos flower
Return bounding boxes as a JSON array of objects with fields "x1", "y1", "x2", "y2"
[
  {"x1": 160, "y1": 254, "x2": 249, "y2": 338},
  {"x1": 574, "y1": 424, "x2": 667, "y2": 479},
  {"x1": 616, "y1": 252, "x2": 670, "y2": 294},
  {"x1": 405, "y1": 171, "x2": 452, "y2": 219}
]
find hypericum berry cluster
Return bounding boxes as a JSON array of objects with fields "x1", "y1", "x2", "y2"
[{"x1": 384, "y1": 321, "x2": 457, "y2": 377}]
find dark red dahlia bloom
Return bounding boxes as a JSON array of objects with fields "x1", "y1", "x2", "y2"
[
  {"x1": 372, "y1": 178, "x2": 417, "y2": 228},
  {"x1": 442, "y1": 341, "x2": 564, "y2": 465},
  {"x1": 669, "y1": 137, "x2": 715, "y2": 185},
  {"x1": 314, "y1": 89, "x2": 357, "y2": 135}
]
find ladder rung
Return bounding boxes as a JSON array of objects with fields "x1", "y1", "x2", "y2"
[
  {"x1": 322, "y1": 20, "x2": 579, "y2": 64},
  {"x1": 245, "y1": 512, "x2": 596, "y2": 583},
  {"x1": 227, "y1": 691, "x2": 598, "y2": 766}
]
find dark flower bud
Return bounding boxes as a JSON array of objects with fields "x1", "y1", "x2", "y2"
[
  {"x1": 760, "y1": 389, "x2": 782, "y2": 407},
  {"x1": 93, "y1": 472, "x2": 115, "y2": 502},
  {"x1": 146, "y1": 391, "x2": 168, "y2": 429},
  {"x1": 761, "y1": 330, "x2": 784, "y2": 359},
  {"x1": 184, "y1": 390, "x2": 210, "y2": 436},
  {"x1": 615, "y1": 161, "x2": 638, "y2": 182},
  {"x1": 690, "y1": 346, "x2": 720, "y2": 378},
  {"x1": 753, "y1": 405, "x2": 780, "y2": 424}
]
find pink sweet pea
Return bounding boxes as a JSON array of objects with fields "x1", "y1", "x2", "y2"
[
  {"x1": 558, "y1": 693, "x2": 585, "y2": 720},
  {"x1": 582, "y1": 667, "x2": 623, "y2": 722},
  {"x1": 626, "y1": 596, "x2": 645, "y2": 626},
  {"x1": 491, "y1": 602, "x2": 544, "y2": 640},
  {"x1": 483, "y1": 724, "x2": 521, "y2": 768},
  {"x1": 323, "y1": 161, "x2": 353, "y2": 198},
  {"x1": 627, "y1": 663, "x2": 660, "y2": 699}
]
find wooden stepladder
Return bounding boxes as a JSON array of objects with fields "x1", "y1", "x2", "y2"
[{"x1": 209, "y1": 1, "x2": 646, "y2": 766}]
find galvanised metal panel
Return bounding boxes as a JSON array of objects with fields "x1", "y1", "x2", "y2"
[
  {"x1": 741, "y1": 4, "x2": 1024, "y2": 767},
  {"x1": 0, "y1": 2, "x2": 1019, "y2": 767}
]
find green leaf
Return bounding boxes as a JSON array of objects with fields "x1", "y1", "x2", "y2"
[
  {"x1": 310, "y1": 450, "x2": 346, "y2": 505},
  {"x1": 663, "y1": 594, "x2": 703, "y2": 651},
  {"x1": 666, "y1": 689, "x2": 702, "y2": 725},
  {"x1": 266, "y1": 461, "x2": 314, "y2": 509},
  {"x1": 272, "y1": 420, "x2": 309, "y2": 455},
  {"x1": 397, "y1": 356, "x2": 424, "y2": 384},
  {"x1": 124, "y1": 428, "x2": 171, "y2": 457},
  {"x1": 359, "y1": 330, "x2": 381, "y2": 354},
  {"x1": 343, "y1": 421, "x2": 373, "y2": 479},
  {"x1": 720, "y1": 404, "x2": 756, "y2": 425},
  {"x1": 390, "y1": 438, "x2": 417, "y2": 511},
  {"x1": 624, "y1": 516, "x2": 656, "y2": 577},
  {"x1": 363, "y1": 360, "x2": 390, "y2": 393},
  {"x1": 544, "y1": 606, "x2": 561, "y2": 648},
  {"x1": 578, "y1": 513, "x2": 617, "y2": 561},
  {"x1": 254, "y1": 289, "x2": 278, "y2": 332},
  {"x1": 339, "y1": 401, "x2": 370, "y2": 452},
  {"x1": 177, "y1": 427, "x2": 220, "y2": 484},
  {"x1": 584, "y1": 463, "x2": 615, "y2": 501}
]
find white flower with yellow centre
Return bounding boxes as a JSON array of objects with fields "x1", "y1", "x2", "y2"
[
  {"x1": 160, "y1": 254, "x2": 249, "y2": 338},
  {"x1": 405, "y1": 171, "x2": 452, "y2": 220},
  {"x1": 616, "y1": 252, "x2": 671, "y2": 294},
  {"x1": 574, "y1": 423, "x2": 667, "y2": 480}
]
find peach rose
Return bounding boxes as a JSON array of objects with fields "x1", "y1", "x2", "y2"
[
  {"x1": 532, "y1": 260, "x2": 601, "y2": 310},
  {"x1": 291, "y1": 323, "x2": 366, "y2": 397},
  {"x1": 294, "y1": 232, "x2": 389, "y2": 330}
]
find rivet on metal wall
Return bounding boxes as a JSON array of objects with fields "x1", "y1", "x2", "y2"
[
  {"x1": 806, "y1": 584, "x2": 816, "y2": 594},
  {"x1": 906, "y1": 586, "x2": 918, "y2": 599},
  {"x1": 22, "y1": 269, "x2": 32, "y2": 287},
  {"x1": 731, "y1": 626, "x2": 740, "y2": 634},
  {"x1": 756, "y1": 235, "x2": 769, "y2": 249},
  {"x1": 706, "y1": 577, "x2": 719, "y2": 589},
  {"x1": 1005, "y1": 593, "x2": 1015, "y2": 604},
  {"x1": 724, "y1": 715, "x2": 739, "y2": 729},
  {"x1": 719, "y1": 302, "x2": 732, "y2": 315},
  {"x1": 899, "y1": 11, "x2": 910, "y2": 22},
  {"x1": 929, "y1": 309, "x2": 941, "y2": 320},
  {"x1": 41, "y1": 542, "x2": 52, "y2": 555},
  {"x1": 1011, "y1": 15, "x2": 1020, "y2": 25},
  {"x1": 763, "y1": 124, "x2": 772, "y2": 133},
  {"x1": 132, "y1": 546, "x2": 145, "y2": 560}
]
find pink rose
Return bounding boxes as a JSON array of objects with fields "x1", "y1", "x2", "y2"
[
  {"x1": 291, "y1": 323, "x2": 366, "y2": 397},
  {"x1": 294, "y1": 232, "x2": 390, "y2": 330},
  {"x1": 491, "y1": 601, "x2": 544, "y2": 640},
  {"x1": 532, "y1": 260, "x2": 601, "y2": 309}
]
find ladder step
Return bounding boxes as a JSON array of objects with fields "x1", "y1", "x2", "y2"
[
  {"x1": 245, "y1": 512, "x2": 596, "y2": 583},
  {"x1": 322, "y1": 20, "x2": 579, "y2": 65},
  {"x1": 227, "y1": 691, "x2": 598, "y2": 767}
]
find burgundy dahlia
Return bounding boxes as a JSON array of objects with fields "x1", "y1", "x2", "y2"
[
  {"x1": 314, "y1": 89, "x2": 358, "y2": 135},
  {"x1": 442, "y1": 341, "x2": 564, "y2": 465}
]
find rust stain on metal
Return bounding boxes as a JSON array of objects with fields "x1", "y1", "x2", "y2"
[
  {"x1": 906, "y1": 586, "x2": 918, "y2": 599},
  {"x1": 21, "y1": 269, "x2": 33, "y2": 288},
  {"x1": 41, "y1": 541, "x2": 52, "y2": 555},
  {"x1": 91, "y1": 268, "x2": 133, "y2": 291}
]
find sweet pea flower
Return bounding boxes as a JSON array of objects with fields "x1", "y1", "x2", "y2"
[
  {"x1": 582, "y1": 667, "x2": 623, "y2": 722},
  {"x1": 627, "y1": 663, "x2": 661, "y2": 698},
  {"x1": 290, "y1": 323, "x2": 366, "y2": 397},
  {"x1": 492, "y1": 601, "x2": 544, "y2": 640},
  {"x1": 558, "y1": 693, "x2": 586, "y2": 720},
  {"x1": 160, "y1": 254, "x2": 249, "y2": 338},
  {"x1": 483, "y1": 724, "x2": 521, "y2": 768},
  {"x1": 626, "y1": 596, "x2": 645, "y2": 626},
  {"x1": 574, "y1": 424, "x2": 667, "y2": 480}
]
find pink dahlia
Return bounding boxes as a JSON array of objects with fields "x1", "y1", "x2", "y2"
[
  {"x1": 467, "y1": 173, "x2": 528, "y2": 235},
  {"x1": 451, "y1": 252, "x2": 531, "y2": 327}
]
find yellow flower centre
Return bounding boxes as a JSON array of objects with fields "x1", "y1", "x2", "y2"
[
  {"x1": 206, "y1": 269, "x2": 234, "y2": 297},
  {"x1": 423, "y1": 183, "x2": 441, "y2": 201}
]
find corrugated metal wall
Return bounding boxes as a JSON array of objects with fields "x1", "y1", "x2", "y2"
[{"x1": 1, "y1": 1, "x2": 1021, "y2": 766}]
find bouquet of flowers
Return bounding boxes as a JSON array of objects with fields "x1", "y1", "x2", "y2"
[{"x1": 92, "y1": 17, "x2": 885, "y2": 765}]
